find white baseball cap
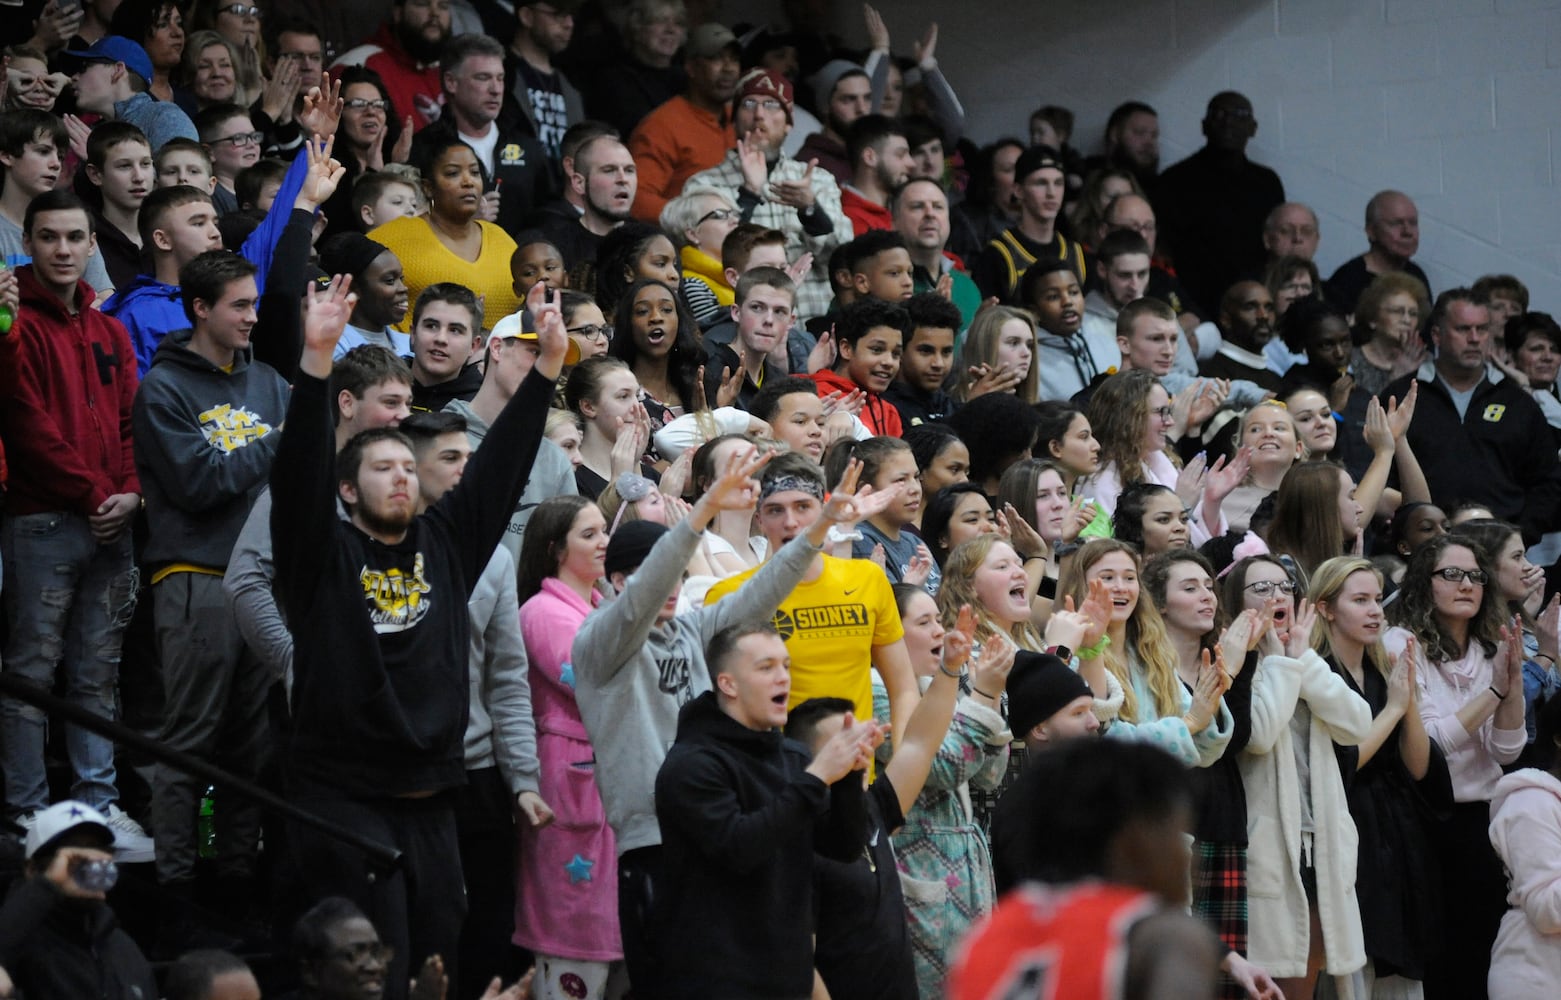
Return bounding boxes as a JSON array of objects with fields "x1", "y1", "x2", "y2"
[{"x1": 23, "y1": 800, "x2": 114, "y2": 860}]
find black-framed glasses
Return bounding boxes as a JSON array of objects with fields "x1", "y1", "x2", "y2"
[
  {"x1": 222, "y1": 4, "x2": 264, "y2": 18},
  {"x1": 344, "y1": 98, "x2": 392, "y2": 112},
  {"x1": 1149, "y1": 405, "x2": 1174, "y2": 419},
  {"x1": 212, "y1": 131, "x2": 263, "y2": 147},
  {"x1": 696, "y1": 207, "x2": 738, "y2": 226},
  {"x1": 1433, "y1": 567, "x2": 1489, "y2": 585},
  {"x1": 329, "y1": 940, "x2": 393, "y2": 966},
  {"x1": 1244, "y1": 579, "x2": 1297, "y2": 597},
  {"x1": 568, "y1": 323, "x2": 613, "y2": 342}
]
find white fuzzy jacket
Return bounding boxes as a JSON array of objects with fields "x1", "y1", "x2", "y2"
[
  {"x1": 1239, "y1": 650, "x2": 1373, "y2": 980},
  {"x1": 1488, "y1": 769, "x2": 1561, "y2": 1000}
]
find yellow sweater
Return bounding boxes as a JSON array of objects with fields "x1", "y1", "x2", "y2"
[{"x1": 369, "y1": 215, "x2": 520, "y2": 332}]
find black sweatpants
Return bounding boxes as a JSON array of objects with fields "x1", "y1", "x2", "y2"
[{"x1": 287, "y1": 790, "x2": 467, "y2": 1000}]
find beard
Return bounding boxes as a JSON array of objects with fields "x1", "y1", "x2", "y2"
[
  {"x1": 586, "y1": 189, "x2": 631, "y2": 224},
  {"x1": 356, "y1": 497, "x2": 415, "y2": 537},
  {"x1": 397, "y1": 19, "x2": 448, "y2": 65}
]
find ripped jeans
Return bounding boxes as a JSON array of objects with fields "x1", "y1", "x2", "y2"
[{"x1": 0, "y1": 512, "x2": 138, "y2": 819}]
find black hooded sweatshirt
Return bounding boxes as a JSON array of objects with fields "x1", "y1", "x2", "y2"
[{"x1": 654, "y1": 692, "x2": 865, "y2": 999}]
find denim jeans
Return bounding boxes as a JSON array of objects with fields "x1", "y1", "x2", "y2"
[{"x1": 0, "y1": 512, "x2": 138, "y2": 818}]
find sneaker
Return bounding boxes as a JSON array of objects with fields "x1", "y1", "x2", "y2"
[
  {"x1": 10, "y1": 811, "x2": 38, "y2": 843},
  {"x1": 104, "y1": 804, "x2": 155, "y2": 863}
]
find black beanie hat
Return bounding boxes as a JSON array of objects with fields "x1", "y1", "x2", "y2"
[
  {"x1": 604, "y1": 520, "x2": 669, "y2": 579},
  {"x1": 1006, "y1": 650, "x2": 1093, "y2": 738}
]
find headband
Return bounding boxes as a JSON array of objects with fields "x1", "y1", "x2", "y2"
[
  {"x1": 760, "y1": 474, "x2": 825, "y2": 502},
  {"x1": 609, "y1": 473, "x2": 658, "y2": 534}
]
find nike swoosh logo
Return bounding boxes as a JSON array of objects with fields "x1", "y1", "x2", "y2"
[{"x1": 844, "y1": 587, "x2": 859, "y2": 596}]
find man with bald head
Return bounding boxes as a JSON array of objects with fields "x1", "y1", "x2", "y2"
[
  {"x1": 1325, "y1": 190, "x2": 1431, "y2": 315},
  {"x1": 1199, "y1": 280, "x2": 1281, "y2": 393},
  {"x1": 1151, "y1": 91, "x2": 1285, "y2": 317}
]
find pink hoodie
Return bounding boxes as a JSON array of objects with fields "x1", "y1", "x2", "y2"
[{"x1": 1487, "y1": 768, "x2": 1561, "y2": 1000}]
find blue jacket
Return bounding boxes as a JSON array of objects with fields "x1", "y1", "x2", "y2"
[{"x1": 104, "y1": 147, "x2": 310, "y2": 375}]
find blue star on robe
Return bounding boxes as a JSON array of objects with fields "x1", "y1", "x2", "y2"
[
  {"x1": 564, "y1": 854, "x2": 594, "y2": 884},
  {"x1": 559, "y1": 662, "x2": 576, "y2": 689}
]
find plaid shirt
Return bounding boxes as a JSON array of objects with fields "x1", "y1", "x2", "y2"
[{"x1": 683, "y1": 150, "x2": 853, "y2": 321}]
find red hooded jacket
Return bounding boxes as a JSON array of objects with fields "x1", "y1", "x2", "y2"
[
  {"x1": 0, "y1": 266, "x2": 139, "y2": 515},
  {"x1": 809, "y1": 367, "x2": 903, "y2": 438}
]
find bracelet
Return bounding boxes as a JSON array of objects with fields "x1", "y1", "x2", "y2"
[
  {"x1": 1075, "y1": 635, "x2": 1112, "y2": 660},
  {"x1": 971, "y1": 685, "x2": 999, "y2": 700},
  {"x1": 938, "y1": 660, "x2": 965, "y2": 680},
  {"x1": 1536, "y1": 653, "x2": 1557, "y2": 667},
  {"x1": 1490, "y1": 685, "x2": 1508, "y2": 701}
]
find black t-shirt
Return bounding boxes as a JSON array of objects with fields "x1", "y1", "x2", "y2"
[
  {"x1": 813, "y1": 775, "x2": 917, "y2": 1000},
  {"x1": 1324, "y1": 255, "x2": 1432, "y2": 317},
  {"x1": 516, "y1": 59, "x2": 571, "y2": 162}
]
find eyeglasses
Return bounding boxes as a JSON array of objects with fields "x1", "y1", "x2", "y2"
[
  {"x1": 212, "y1": 131, "x2": 263, "y2": 147},
  {"x1": 1149, "y1": 405, "x2": 1174, "y2": 419},
  {"x1": 344, "y1": 98, "x2": 392, "y2": 112},
  {"x1": 696, "y1": 207, "x2": 738, "y2": 226},
  {"x1": 329, "y1": 940, "x2": 393, "y2": 966},
  {"x1": 739, "y1": 97, "x2": 784, "y2": 113},
  {"x1": 222, "y1": 4, "x2": 263, "y2": 18},
  {"x1": 1383, "y1": 305, "x2": 1420, "y2": 320},
  {"x1": 1433, "y1": 567, "x2": 1489, "y2": 585},
  {"x1": 568, "y1": 323, "x2": 613, "y2": 342},
  {"x1": 1243, "y1": 579, "x2": 1297, "y2": 597}
]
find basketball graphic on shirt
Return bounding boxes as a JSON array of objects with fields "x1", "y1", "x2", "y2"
[{"x1": 771, "y1": 608, "x2": 795, "y2": 640}]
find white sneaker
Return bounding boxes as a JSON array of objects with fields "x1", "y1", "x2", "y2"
[
  {"x1": 104, "y1": 804, "x2": 155, "y2": 863},
  {"x1": 11, "y1": 811, "x2": 38, "y2": 843}
]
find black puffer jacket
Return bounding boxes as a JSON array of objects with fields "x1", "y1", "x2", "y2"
[{"x1": 0, "y1": 877, "x2": 158, "y2": 1000}]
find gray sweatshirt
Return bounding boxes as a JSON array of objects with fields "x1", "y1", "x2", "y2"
[
  {"x1": 445, "y1": 397, "x2": 576, "y2": 562},
  {"x1": 573, "y1": 519, "x2": 823, "y2": 856},
  {"x1": 465, "y1": 546, "x2": 541, "y2": 792}
]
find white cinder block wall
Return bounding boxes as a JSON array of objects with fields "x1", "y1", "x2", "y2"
[{"x1": 721, "y1": 0, "x2": 1561, "y2": 304}]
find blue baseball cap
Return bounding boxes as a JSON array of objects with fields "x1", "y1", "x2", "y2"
[{"x1": 63, "y1": 36, "x2": 154, "y2": 88}]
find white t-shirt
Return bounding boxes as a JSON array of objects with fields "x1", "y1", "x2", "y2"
[{"x1": 463, "y1": 123, "x2": 500, "y2": 177}]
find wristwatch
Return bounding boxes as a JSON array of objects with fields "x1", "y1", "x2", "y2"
[{"x1": 1044, "y1": 644, "x2": 1072, "y2": 662}]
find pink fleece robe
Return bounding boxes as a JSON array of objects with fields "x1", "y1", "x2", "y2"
[{"x1": 1488, "y1": 768, "x2": 1561, "y2": 1000}]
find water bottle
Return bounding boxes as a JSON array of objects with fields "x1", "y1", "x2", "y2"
[
  {"x1": 0, "y1": 260, "x2": 13, "y2": 334},
  {"x1": 73, "y1": 857, "x2": 119, "y2": 893},
  {"x1": 198, "y1": 787, "x2": 217, "y2": 859}
]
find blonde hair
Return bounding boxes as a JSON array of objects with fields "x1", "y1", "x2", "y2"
[
  {"x1": 1309, "y1": 556, "x2": 1391, "y2": 678},
  {"x1": 1058, "y1": 538, "x2": 1182, "y2": 723},
  {"x1": 936, "y1": 535, "x2": 1044, "y2": 651}
]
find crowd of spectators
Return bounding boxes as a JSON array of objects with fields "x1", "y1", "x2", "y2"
[{"x1": 0, "y1": 1, "x2": 1559, "y2": 999}]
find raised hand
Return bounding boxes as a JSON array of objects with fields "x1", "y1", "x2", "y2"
[
  {"x1": 63, "y1": 113, "x2": 92, "y2": 162},
  {"x1": 1078, "y1": 580, "x2": 1112, "y2": 648},
  {"x1": 820, "y1": 385, "x2": 866, "y2": 415},
  {"x1": 1044, "y1": 602, "x2": 1092, "y2": 652},
  {"x1": 1203, "y1": 446, "x2": 1252, "y2": 506},
  {"x1": 1185, "y1": 649, "x2": 1223, "y2": 734},
  {"x1": 526, "y1": 280, "x2": 569, "y2": 378},
  {"x1": 806, "y1": 711, "x2": 879, "y2": 783},
  {"x1": 913, "y1": 21, "x2": 939, "y2": 67},
  {"x1": 1218, "y1": 608, "x2": 1260, "y2": 678},
  {"x1": 821, "y1": 457, "x2": 900, "y2": 526},
  {"x1": 392, "y1": 115, "x2": 416, "y2": 165},
  {"x1": 935, "y1": 271, "x2": 953, "y2": 300},
  {"x1": 1386, "y1": 645, "x2": 1415, "y2": 714},
  {"x1": 864, "y1": 3, "x2": 892, "y2": 51},
  {"x1": 902, "y1": 544, "x2": 934, "y2": 588},
  {"x1": 768, "y1": 161, "x2": 818, "y2": 210},
  {"x1": 808, "y1": 329, "x2": 838, "y2": 374},
  {"x1": 1062, "y1": 496, "x2": 1096, "y2": 542},
  {"x1": 715, "y1": 365, "x2": 744, "y2": 408},
  {"x1": 700, "y1": 444, "x2": 771, "y2": 514},
  {"x1": 1363, "y1": 396, "x2": 1395, "y2": 457},
  {"x1": 1500, "y1": 616, "x2": 1526, "y2": 695},
  {"x1": 1537, "y1": 595, "x2": 1561, "y2": 666},
  {"x1": 658, "y1": 447, "x2": 693, "y2": 502},
  {"x1": 943, "y1": 604, "x2": 976, "y2": 671},
  {"x1": 478, "y1": 188, "x2": 502, "y2": 222},
  {"x1": 410, "y1": 954, "x2": 447, "y2": 1000},
  {"x1": 971, "y1": 632, "x2": 1017, "y2": 692},
  {"x1": 295, "y1": 132, "x2": 347, "y2": 212},
  {"x1": 1384, "y1": 381, "x2": 1419, "y2": 440},
  {"x1": 260, "y1": 54, "x2": 302, "y2": 122},
  {"x1": 966, "y1": 361, "x2": 1024, "y2": 400},
  {"x1": 301, "y1": 273, "x2": 356, "y2": 372},
  {"x1": 1285, "y1": 599, "x2": 1317, "y2": 659},
  {"x1": 1001, "y1": 502, "x2": 1046, "y2": 560},
  {"x1": 736, "y1": 132, "x2": 769, "y2": 195},
  {"x1": 784, "y1": 250, "x2": 815, "y2": 287},
  {"x1": 1175, "y1": 451, "x2": 1208, "y2": 510},
  {"x1": 298, "y1": 72, "x2": 345, "y2": 140}
]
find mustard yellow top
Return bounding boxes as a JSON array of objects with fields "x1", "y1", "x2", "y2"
[
  {"x1": 680, "y1": 244, "x2": 734, "y2": 307},
  {"x1": 368, "y1": 215, "x2": 521, "y2": 333}
]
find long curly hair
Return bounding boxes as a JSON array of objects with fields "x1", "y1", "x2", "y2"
[
  {"x1": 936, "y1": 535, "x2": 1044, "y2": 651},
  {"x1": 1308, "y1": 556, "x2": 1391, "y2": 678},
  {"x1": 1086, "y1": 370, "x2": 1167, "y2": 490},
  {"x1": 1058, "y1": 538, "x2": 1181, "y2": 723},
  {"x1": 1387, "y1": 536, "x2": 1504, "y2": 663}
]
